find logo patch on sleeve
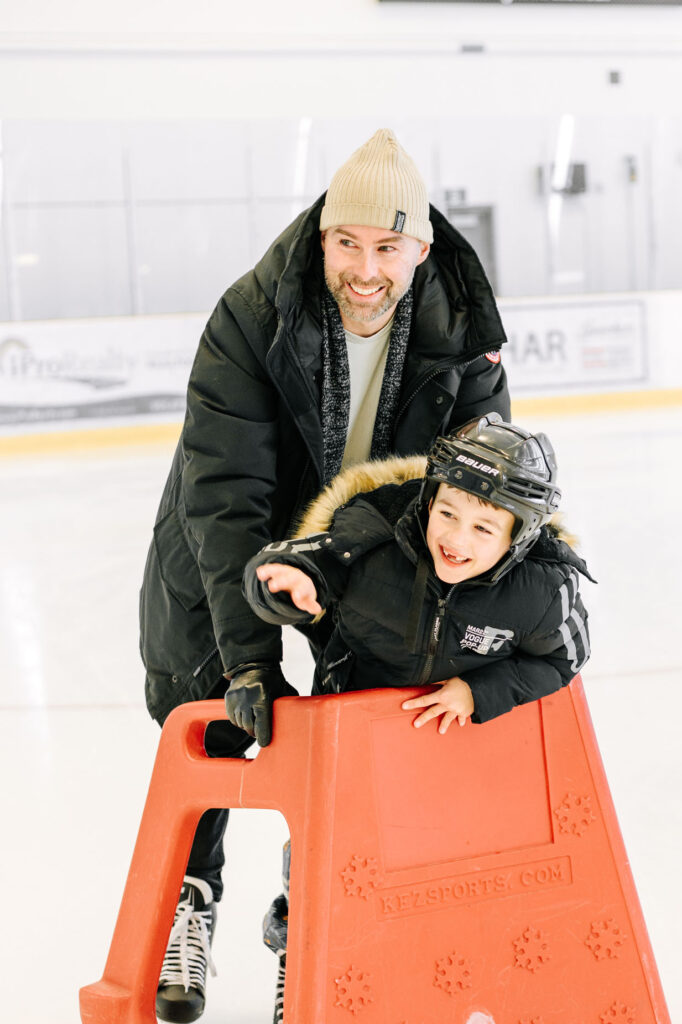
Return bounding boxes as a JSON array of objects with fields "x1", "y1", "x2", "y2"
[{"x1": 485, "y1": 351, "x2": 501, "y2": 364}]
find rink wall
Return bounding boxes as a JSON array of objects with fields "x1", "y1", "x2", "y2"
[
  {"x1": 1, "y1": 288, "x2": 681, "y2": 448},
  {"x1": 3, "y1": 6, "x2": 682, "y2": 122}
]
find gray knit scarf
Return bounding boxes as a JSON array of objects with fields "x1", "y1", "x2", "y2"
[{"x1": 320, "y1": 286, "x2": 413, "y2": 484}]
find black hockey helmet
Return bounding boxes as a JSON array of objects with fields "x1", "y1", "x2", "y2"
[{"x1": 420, "y1": 412, "x2": 562, "y2": 576}]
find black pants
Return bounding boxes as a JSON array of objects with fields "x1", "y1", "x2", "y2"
[{"x1": 184, "y1": 678, "x2": 255, "y2": 902}]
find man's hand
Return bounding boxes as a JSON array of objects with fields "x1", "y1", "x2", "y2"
[
  {"x1": 402, "y1": 677, "x2": 474, "y2": 734},
  {"x1": 224, "y1": 663, "x2": 298, "y2": 747},
  {"x1": 256, "y1": 563, "x2": 322, "y2": 616}
]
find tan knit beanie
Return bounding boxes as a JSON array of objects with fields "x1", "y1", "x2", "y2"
[{"x1": 320, "y1": 128, "x2": 433, "y2": 245}]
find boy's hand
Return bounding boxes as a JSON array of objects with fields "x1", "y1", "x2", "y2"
[
  {"x1": 402, "y1": 677, "x2": 474, "y2": 734},
  {"x1": 256, "y1": 563, "x2": 322, "y2": 616}
]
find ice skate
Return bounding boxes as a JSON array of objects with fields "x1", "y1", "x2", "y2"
[
  {"x1": 263, "y1": 840, "x2": 290, "y2": 1023},
  {"x1": 156, "y1": 875, "x2": 217, "y2": 1023},
  {"x1": 272, "y1": 956, "x2": 286, "y2": 1024}
]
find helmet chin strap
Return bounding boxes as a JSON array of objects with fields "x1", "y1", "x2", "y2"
[{"x1": 486, "y1": 530, "x2": 542, "y2": 584}]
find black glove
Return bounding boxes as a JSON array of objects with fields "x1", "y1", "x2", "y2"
[{"x1": 224, "y1": 663, "x2": 298, "y2": 747}]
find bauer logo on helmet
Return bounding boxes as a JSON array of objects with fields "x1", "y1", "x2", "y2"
[{"x1": 455, "y1": 454, "x2": 500, "y2": 477}]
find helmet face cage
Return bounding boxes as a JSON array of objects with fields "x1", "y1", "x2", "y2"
[{"x1": 421, "y1": 415, "x2": 562, "y2": 569}]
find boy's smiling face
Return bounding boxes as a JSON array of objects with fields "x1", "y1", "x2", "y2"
[{"x1": 426, "y1": 484, "x2": 515, "y2": 584}]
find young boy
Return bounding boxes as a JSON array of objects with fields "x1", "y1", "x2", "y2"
[
  {"x1": 242, "y1": 412, "x2": 592, "y2": 730},
  {"x1": 243, "y1": 412, "x2": 593, "y2": 1022}
]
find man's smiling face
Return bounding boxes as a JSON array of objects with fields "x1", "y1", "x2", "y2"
[{"x1": 321, "y1": 225, "x2": 430, "y2": 337}]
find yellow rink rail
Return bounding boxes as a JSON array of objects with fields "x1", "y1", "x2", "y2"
[{"x1": 1, "y1": 388, "x2": 682, "y2": 459}]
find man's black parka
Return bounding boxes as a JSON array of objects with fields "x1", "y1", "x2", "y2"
[{"x1": 140, "y1": 196, "x2": 510, "y2": 723}]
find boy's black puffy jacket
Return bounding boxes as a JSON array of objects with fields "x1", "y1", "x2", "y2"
[{"x1": 244, "y1": 457, "x2": 593, "y2": 724}]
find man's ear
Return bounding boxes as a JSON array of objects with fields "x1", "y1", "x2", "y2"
[
  {"x1": 416, "y1": 241, "x2": 430, "y2": 266},
  {"x1": 320, "y1": 230, "x2": 327, "y2": 252}
]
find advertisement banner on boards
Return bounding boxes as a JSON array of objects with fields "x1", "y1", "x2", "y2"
[
  {"x1": 0, "y1": 314, "x2": 204, "y2": 430},
  {"x1": 0, "y1": 296, "x2": 649, "y2": 432},
  {"x1": 500, "y1": 297, "x2": 647, "y2": 393}
]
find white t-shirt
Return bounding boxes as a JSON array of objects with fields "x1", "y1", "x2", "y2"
[{"x1": 341, "y1": 315, "x2": 394, "y2": 470}]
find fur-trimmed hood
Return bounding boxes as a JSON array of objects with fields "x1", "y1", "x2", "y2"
[
  {"x1": 294, "y1": 454, "x2": 579, "y2": 551},
  {"x1": 294, "y1": 455, "x2": 426, "y2": 537}
]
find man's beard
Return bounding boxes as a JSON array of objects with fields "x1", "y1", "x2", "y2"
[{"x1": 324, "y1": 264, "x2": 412, "y2": 325}]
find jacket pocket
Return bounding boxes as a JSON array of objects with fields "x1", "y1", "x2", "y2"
[{"x1": 153, "y1": 509, "x2": 206, "y2": 611}]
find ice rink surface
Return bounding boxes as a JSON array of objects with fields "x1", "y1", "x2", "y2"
[{"x1": 1, "y1": 403, "x2": 680, "y2": 1024}]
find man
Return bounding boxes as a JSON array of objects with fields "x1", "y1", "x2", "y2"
[{"x1": 140, "y1": 128, "x2": 510, "y2": 1022}]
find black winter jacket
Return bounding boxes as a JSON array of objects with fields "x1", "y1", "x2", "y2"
[
  {"x1": 244, "y1": 461, "x2": 593, "y2": 724},
  {"x1": 140, "y1": 195, "x2": 510, "y2": 723}
]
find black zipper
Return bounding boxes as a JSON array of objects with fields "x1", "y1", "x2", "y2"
[
  {"x1": 417, "y1": 586, "x2": 456, "y2": 686},
  {"x1": 192, "y1": 646, "x2": 220, "y2": 678}
]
